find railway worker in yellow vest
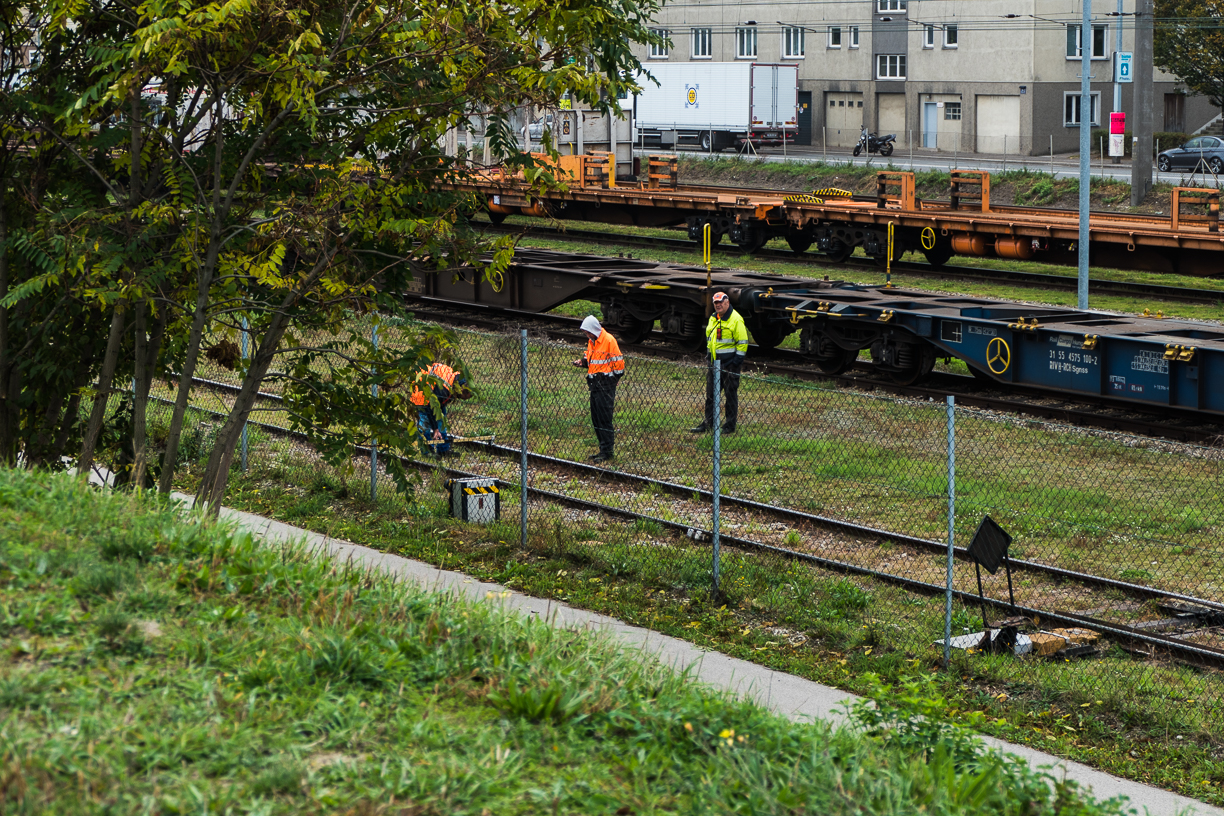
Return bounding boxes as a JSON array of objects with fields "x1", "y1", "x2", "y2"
[
  {"x1": 689, "y1": 291, "x2": 748, "y2": 434},
  {"x1": 410, "y1": 361, "x2": 471, "y2": 456},
  {"x1": 573, "y1": 315, "x2": 626, "y2": 463}
]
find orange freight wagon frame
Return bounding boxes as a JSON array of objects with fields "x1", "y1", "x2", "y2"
[{"x1": 447, "y1": 157, "x2": 1222, "y2": 277}]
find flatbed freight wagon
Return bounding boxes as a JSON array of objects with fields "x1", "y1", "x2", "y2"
[{"x1": 634, "y1": 62, "x2": 798, "y2": 152}]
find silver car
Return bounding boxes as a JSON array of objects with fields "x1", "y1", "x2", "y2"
[{"x1": 1157, "y1": 135, "x2": 1224, "y2": 174}]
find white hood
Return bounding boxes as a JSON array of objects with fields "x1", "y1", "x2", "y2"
[{"x1": 581, "y1": 315, "x2": 602, "y2": 335}]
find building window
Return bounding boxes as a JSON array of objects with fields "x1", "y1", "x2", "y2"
[
  {"x1": 828, "y1": 26, "x2": 842, "y2": 48},
  {"x1": 736, "y1": 26, "x2": 757, "y2": 58},
  {"x1": 923, "y1": 25, "x2": 935, "y2": 48},
  {"x1": 944, "y1": 101, "x2": 961, "y2": 120},
  {"x1": 878, "y1": 0, "x2": 906, "y2": 11},
  {"x1": 944, "y1": 24, "x2": 958, "y2": 47},
  {"x1": 691, "y1": 27, "x2": 712, "y2": 58},
  {"x1": 783, "y1": 26, "x2": 805, "y2": 58},
  {"x1": 649, "y1": 28, "x2": 669, "y2": 58},
  {"x1": 1066, "y1": 24, "x2": 1107, "y2": 59},
  {"x1": 849, "y1": 26, "x2": 860, "y2": 47},
  {"x1": 1064, "y1": 91, "x2": 1101, "y2": 126},
  {"x1": 876, "y1": 54, "x2": 906, "y2": 79}
]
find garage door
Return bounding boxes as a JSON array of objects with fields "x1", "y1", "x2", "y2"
[
  {"x1": 824, "y1": 92, "x2": 863, "y2": 147},
  {"x1": 976, "y1": 95, "x2": 1020, "y2": 154},
  {"x1": 877, "y1": 94, "x2": 906, "y2": 147}
]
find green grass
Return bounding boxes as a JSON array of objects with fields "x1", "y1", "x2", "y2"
[
  {"x1": 0, "y1": 468, "x2": 1141, "y2": 815},
  {"x1": 198, "y1": 449, "x2": 1224, "y2": 808}
]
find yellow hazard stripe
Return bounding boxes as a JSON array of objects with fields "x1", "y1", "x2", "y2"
[{"x1": 463, "y1": 486, "x2": 500, "y2": 495}]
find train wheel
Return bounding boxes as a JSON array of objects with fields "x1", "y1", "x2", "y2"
[
  {"x1": 617, "y1": 317, "x2": 654, "y2": 345},
  {"x1": 734, "y1": 228, "x2": 767, "y2": 254},
  {"x1": 802, "y1": 327, "x2": 858, "y2": 374},
  {"x1": 487, "y1": 209, "x2": 507, "y2": 225},
  {"x1": 786, "y1": 234, "x2": 813, "y2": 254},
  {"x1": 922, "y1": 241, "x2": 954, "y2": 268},
  {"x1": 824, "y1": 239, "x2": 854, "y2": 263},
  {"x1": 749, "y1": 322, "x2": 792, "y2": 351},
  {"x1": 873, "y1": 343, "x2": 936, "y2": 385},
  {"x1": 872, "y1": 240, "x2": 904, "y2": 268},
  {"x1": 663, "y1": 310, "x2": 705, "y2": 351},
  {"x1": 814, "y1": 347, "x2": 858, "y2": 375}
]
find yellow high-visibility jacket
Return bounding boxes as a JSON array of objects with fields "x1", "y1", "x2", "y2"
[{"x1": 706, "y1": 309, "x2": 748, "y2": 362}]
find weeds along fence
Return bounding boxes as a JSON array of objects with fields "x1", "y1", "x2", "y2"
[{"x1": 161, "y1": 320, "x2": 1224, "y2": 726}]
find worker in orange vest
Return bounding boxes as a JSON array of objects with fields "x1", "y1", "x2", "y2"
[
  {"x1": 572, "y1": 315, "x2": 625, "y2": 463},
  {"x1": 410, "y1": 361, "x2": 471, "y2": 455}
]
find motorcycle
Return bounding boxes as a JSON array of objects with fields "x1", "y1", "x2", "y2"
[{"x1": 852, "y1": 127, "x2": 896, "y2": 157}]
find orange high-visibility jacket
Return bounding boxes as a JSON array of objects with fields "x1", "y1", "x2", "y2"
[
  {"x1": 584, "y1": 330, "x2": 625, "y2": 377},
  {"x1": 411, "y1": 363, "x2": 461, "y2": 406}
]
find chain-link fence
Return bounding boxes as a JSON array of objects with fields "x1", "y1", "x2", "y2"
[{"x1": 156, "y1": 319, "x2": 1224, "y2": 727}]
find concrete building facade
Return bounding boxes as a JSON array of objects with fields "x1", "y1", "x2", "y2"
[{"x1": 634, "y1": 0, "x2": 1220, "y2": 155}]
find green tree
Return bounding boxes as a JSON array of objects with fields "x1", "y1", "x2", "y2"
[
  {"x1": 1153, "y1": 0, "x2": 1224, "y2": 110},
  {"x1": 34, "y1": 0, "x2": 660, "y2": 509}
]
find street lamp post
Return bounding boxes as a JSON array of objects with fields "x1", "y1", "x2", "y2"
[{"x1": 1078, "y1": 0, "x2": 1092, "y2": 310}]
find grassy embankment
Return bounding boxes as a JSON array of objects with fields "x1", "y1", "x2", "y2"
[
  {"x1": 195, "y1": 410, "x2": 1224, "y2": 806},
  {"x1": 0, "y1": 468, "x2": 1140, "y2": 814}
]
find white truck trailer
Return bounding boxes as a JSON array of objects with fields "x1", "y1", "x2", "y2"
[{"x1": 634, "y1": 62, "x2": 798, "y2": 152}]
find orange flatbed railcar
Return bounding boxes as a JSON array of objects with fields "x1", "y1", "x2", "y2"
[{"x1": 451, "y1": 155, "x2": 1222, "y2": 277}]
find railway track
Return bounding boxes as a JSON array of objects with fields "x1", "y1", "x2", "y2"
[
  {"x1": 174, "y1": 383, "x2": 1224, "y2": 670},
  {"x1": 406, "y1": 300, "x2": 1224, "y2": 446},
  {"x1": 482, "y1": 219, "x2": 1224, "y2": 306}
]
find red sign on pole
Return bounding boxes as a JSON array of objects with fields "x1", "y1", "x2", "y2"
[{"x1": 1110, "y1": 112, "x2": 1126, "y2": 135}]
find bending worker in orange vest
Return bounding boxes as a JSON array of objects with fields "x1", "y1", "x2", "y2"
[
  {"x1": 572, "y1": 315, "x2": 625, "y2": 463},
  {"x1": 410, "y1": 361, "x2": 472, "y2": 456}
]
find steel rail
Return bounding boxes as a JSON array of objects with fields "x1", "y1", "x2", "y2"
[
  {"x1": 174, "y1": 381, "x2": 1224, "y2": 668},
  {"x1": 483, "y1": 220, "x2": 1224, "y2": 305}
]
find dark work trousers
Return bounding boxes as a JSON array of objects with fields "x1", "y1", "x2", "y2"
[
  {"x1": 704, "y1": 356, "x2": 742, "y2": 429},
  {"x1": 587, "y1": 375, "x2": 619, "y2": 455}
]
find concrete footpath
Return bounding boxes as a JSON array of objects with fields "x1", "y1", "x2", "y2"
[{"x1": 217, "y1": 503, "x2": 1221, "y2": 816}]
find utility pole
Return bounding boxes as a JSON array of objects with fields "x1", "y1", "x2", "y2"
[
  {"x1": 1078, "y1": 0, "x2": 1092, "y2": 310},
  {"x1": 1111, "y1": 0, "x2": 1124, "y2": 163},
  {"x1": 1130, "y1": 0, "x2": 1154, "y2": 206}
]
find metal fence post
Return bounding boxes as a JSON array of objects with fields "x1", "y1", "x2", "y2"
[
  {"x1": 520, "y1": 329, "x2": 528, "y2": 546},
  {"x1": 370, "y1": 323, "x2": 378, "y2": 501},
  {"x1": 240, "y1": 317, "x2": 249, "y2": 473},
  {"x1": 712, "y1": 359, "x2": 722, "y2": 597},
  {"x1": 943, "y1": 395, "x2": 956, "y2": 667}
]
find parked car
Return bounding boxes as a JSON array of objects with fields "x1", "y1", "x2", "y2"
[
  {"x1": 1157, "y1": 135, "x2": 1224, "y2": 174},
  {"x1": 525, "y1": 114, "x2": 554, "y2": 141}
]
